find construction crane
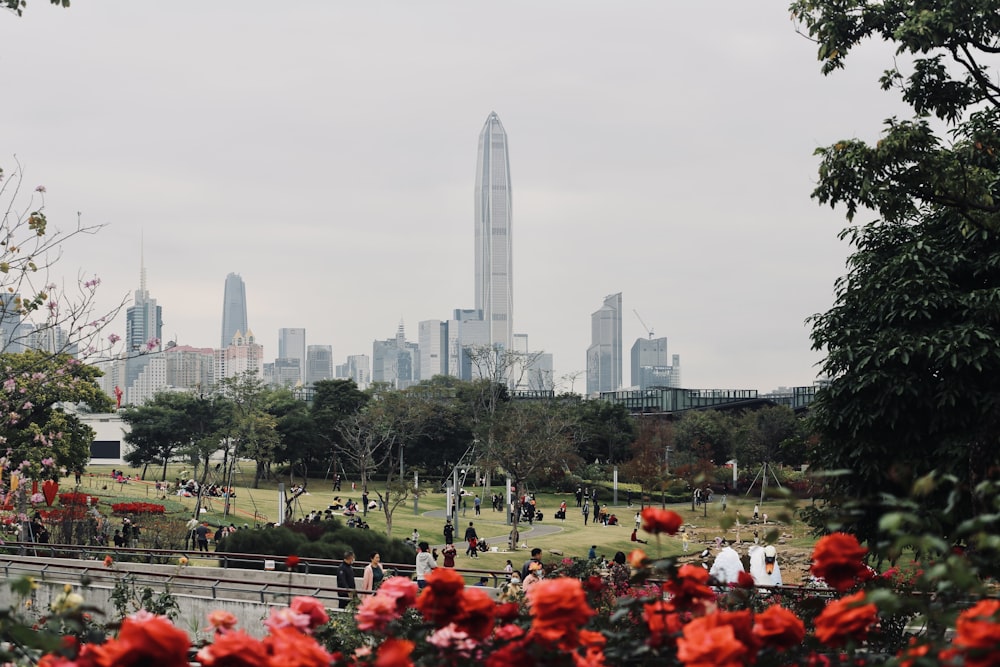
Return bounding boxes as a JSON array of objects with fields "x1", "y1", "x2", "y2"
[{"x1": 633, "y1": 310, "x2": 654, "y2": 339}]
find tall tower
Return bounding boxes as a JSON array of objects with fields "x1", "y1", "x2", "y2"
[
  {"x1": 586, "y1": 293, "x2": 623, "y2": 395},
  {"x1": 474, "y1": 111, "x2": 513, "y2": 351},
  {"x1": 278, "y1": 327, "x2": 307, "y2": 385},
  {"x1": 125, "y1": 250, "x2": 162, "y2": 355},
  {"x1": 221, "y1": 273, "x2": 248, "y2": 348}
]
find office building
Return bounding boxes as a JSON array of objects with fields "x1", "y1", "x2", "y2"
[
  {"x1": 586, "y1": 293, "x2": 623, "y2": 395},
  {"x1": 335, "y1": 354, "x2": 370, "y2": 390},
  {"x1": 278, "y1": 327, "x2": 307, "y2": 385},
  {"x1": 164, "y1": 344, "x2": 216, "y2": 392},
  {"x1": 631, "y1": 337, "x2": 682, "y2": 389},
  {"x1": 306, "y1": 345, "x2": 334, "y2": 385},
  {"x1": 474, "y1": 111, "x2": 514, "y2": 352},
  {"x1": 125, "y1": 257, "x2": 162, "y2": 356},
  {"x1": 0, "y1": 294, "x2": 27, "y2": 353},
  {"x1": 220, "y1": 273, "x2": 248, "y2": 349},
  {"x1": 372, "y1": 322, "x2": 420, "y2": 389}
]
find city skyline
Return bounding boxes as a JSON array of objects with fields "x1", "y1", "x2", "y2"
[{"x1": 3, "y1": 4, "x2": 896, "y2": 392}]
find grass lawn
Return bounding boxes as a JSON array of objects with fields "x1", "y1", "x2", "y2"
[{"x1": 70, "y1": 464, "x2": 816, "y2": 572}]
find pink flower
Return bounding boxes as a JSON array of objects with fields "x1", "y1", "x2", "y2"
[
  {"x1": 108, "y1": 333, "x2": 121, "y2": 344},
  {"x1": 263, "y1": 607, "x2": 311, "y2": 634},
  {"x1": 289, "y1": 596, "x2": 329, "y2": 629},
  {"x1": 356, "y1": 594, "x2": 399, "y2": 632},
  {"x1": 34, "y1": 185, "x2": 46, "y2": 193},
  {"x1": 206, "y1": 610, "x2": 238, "y2": 632},
  {"x1": 427, "y1": 623, "x2": 478, "y2": 656}
]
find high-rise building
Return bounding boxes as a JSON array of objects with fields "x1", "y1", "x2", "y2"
[
  {"x1": 125, "y1": 256, "x2": 162, "y2": 356},
  {"x1": 631, "y1": 337, "x2": 681, "y2": 389},
  {"x1": 164, "y1": 344, "x2": 215, "y2": 391},
  {"x1": 278, "y1": 328, "x2": 306, "y2": 385},
  {"x1": 220, "y1": 273, "x2": 248, "y2": 348},
  {"x1": 372, "y1": 321, "x2": 420, "y2": 389},
  {"x1": 418, "y1": 320, "x2": 448, "y2": 381},
  {"x1": 0, "y1": 293, "x2": 28, "y2": 353},
  {"x1": 335, "y1": 354, "x2": 371, "y2": 390},
  {"x1": 474, "y1": 111, "x2": 514, "y2": 352},
  {"x1": 215, "y1": 329, "x2": 264, "y2": 381},
  {"x1": 586, "y1": 293, "x2": 623, "y2": 395},
  {"x1": 306, "y1": 345, "x2": 334, "y2": 385},
  {"x1": 124, "y1": 255, "x2": 163, "y2": 403}
]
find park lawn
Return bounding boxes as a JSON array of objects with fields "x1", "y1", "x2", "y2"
[{"x1": 72, "y1": 465, "x2": 812, "y2": 569}]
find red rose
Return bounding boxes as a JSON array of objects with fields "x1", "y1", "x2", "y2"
[
  {"x1": 677, "y1": 614, "x2": 750, "y2": 667},
  {"x1": 263, "y1": 626, "x2": 333, "y2": 667},
  {"x1": 663, "y1": 564, "x2": 716, "y2": 611},
  {"x1": 641, "y1": 507, "x2": 684, "y2": 535},
  {"x1": 954, "y1": 599, "x2": 1000, "y2": 667},
  {"x1": 643, "y1": 599, "x2": 683, "y2": 647},
  {"x1": 456, "y1": 587, "x2": 496, "y2": 640},
  {"x1": 285, "y1": 554, "x2": 300, "y2": 569},
  {"x1": 89, "y1": 614, "x2": 190, "y2": 667},
  {"x1": 416, "y1": 567, "x2": 466, "y2": 626},
  {"x1": 196, "y1": 630, "x2": 269, "y2": 667},
  {"x1": 813, "y1": 591, "x2": 878, "y2": 647},
  {"x1": 528, "y1": 577, "x2": 595, "y2": 648},
  {"x1": 810, "y1": 533, "x2": 868, "y2": 592},
  {"x1": 374, "y1": 637, "x2": 414, "y2": 667},
  {"x1": 753, "y1": 604, "x2": 806, "y2": 651}
]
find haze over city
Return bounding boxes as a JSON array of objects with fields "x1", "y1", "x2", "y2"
[{"x1": 2, "y1": 3, "x2": 910, "y2": 392}]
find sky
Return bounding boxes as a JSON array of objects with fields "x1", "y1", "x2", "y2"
[{"x1": 1, "y1": 2, "x2": 909, "y2": 393}]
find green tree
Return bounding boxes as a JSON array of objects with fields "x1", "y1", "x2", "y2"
[
  {"x1": 310, "y1": 379, "x2": 370, "y2": 479},
  {"x1": 218, "y1": 371, "x2": 278, "y2": 491},
  {"x1": 792, "y1": 0, "x2": 1000, "y2": 554},
  {"x1": 672, "y1": 410, "x2": 734, "y2": 469},
  {"x1": 571, "y1": 399, "x2": 637, "y2": 464},
  {"x1": 732, "y1": 405, "x2": 802, "y2": 470},
  {"x1": 790, "y1": 0, "x2": 1000, "y2": 233},
  {"x1": 0, "y1": 350, "x2": 111, "y2": 480}
]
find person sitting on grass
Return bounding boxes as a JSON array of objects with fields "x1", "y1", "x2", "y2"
[{"x1": 630, "y1": 528, "x2": 648, "y2": 544}]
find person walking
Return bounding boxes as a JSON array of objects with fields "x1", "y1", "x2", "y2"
[
  {"x1": 361, "y1": 552, "x2": 384, "y2": 592},
  {"x1": 337, "y1": 550, "x2": 357, "y2": 609},
  {"x1": 195, "y1": 522, "x2": 210, "y2": 553},
  {"x1": 415, "y1": 542, "x2": 436, "y2": 589},
  {"x1": 582, "y1": 500, "x2": 590, "y2": 526},
  {"x1": 474, "y1": 495, "x2": 481, "y2": 516},
  {"x1": 464, "y1": 522, "x2": 479, "y2": 558},
  {"x1": 443, "y1": 520, "x2": 454, "y2": 544}
]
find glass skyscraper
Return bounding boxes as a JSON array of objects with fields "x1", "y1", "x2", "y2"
[
  {"x1": 587, "y1": 293, "x2": 623, "y2": 395},
  {"x1": 220, "y1": 273, "x2": 248, "y2": 347},
  {"x1": 474, "y1": 111, "x2": 513, "y2": 351}
]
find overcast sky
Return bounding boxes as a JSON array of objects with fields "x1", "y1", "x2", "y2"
[{"x1": 1, "y1": 3, "x2": 907, "y2": 392}]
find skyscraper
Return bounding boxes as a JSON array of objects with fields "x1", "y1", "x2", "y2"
[
  {"x1": 475, "y1": 111, "x2": 513, "y2": 352},
  {"x1": 306, "y1": 345, "x2": 334, "y2": 385},
  {"x1": 220, "y1": 273, "x2": 248, "y2": 348},
  {"x1": 278, "y1": 327, "x2": 307, "y2": 385},
  {"x1": 586, "y1": 293, "x2": 623, "y2": 395},
  {"x1": 631, "y1": 337, "x2": 681, "y2": 389},
  {"x1": 125, "y1": 255, "x2": 162, "y2": 356}
]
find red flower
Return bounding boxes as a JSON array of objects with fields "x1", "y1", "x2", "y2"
[
  {"x1": 753, "y1": 604, "x2": 805, "y2": 651},
  {"x1": 416, "y1": 567, "x2": 466, "y2": 626},
  {"x1": 290, "y1": 596, "x2": 329, "y2": 630},
  {"x1": 263, "y1": 626, "x2": 333, "y2": 667},
  {"x1": 641, "y1": 507, "x2": 684, "y2": 535},
  {"x1": 810, "y1": 533, "x2": 868, "y2": 592},
  {"x1": 896, "y1": 637, "x2": 931, "y2": 667},
  {"x1": 495, "y1": 602, "x2": 520, "y2": 623},
  {"x1": 89, "y1": 614, "x2": 190, "y2": 667},
  {"x1": 643, "y1": 599, "x2": 683, "y2": 647},
  {"x1": 378, "y1": 576, "x2": 419, "y2": 611},
  {"x1": 735, "y1": 571, "x2": 755, "y2": 589},
  {"x1": 953, "y1": 599, "x2": 1000, "y2": 667},
  {"x1": 527, "y1": 577, "x2": 595, "y2": 649},
  {"x1": 374, "y1": 637, "x2": 414, "y2": 667},
  {"x1": 456, "y1": 587, "x2": 496, "y2": 640},
  {"x1": 196, "y1": 630, "x2": 269, "y2": 667},
  {"x1": 284, "y1": 554, "x2": 300, "y2": 569},
  {"x1": 677, "y1": 614, "x2": 750, "y2": 667},
  {"x1": 663, "y1": 564, "x2": 716, "y2": 612},
  {"x1": 813, "y1": 591, "x2": 878, "y2": 647}
]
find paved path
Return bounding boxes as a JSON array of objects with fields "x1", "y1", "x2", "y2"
[{"x1": 420, "y1": 509, "x2": 564, "y2": 549}]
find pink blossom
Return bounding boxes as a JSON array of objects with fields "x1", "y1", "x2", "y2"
[
  {"x1": 2, "y1": 379, "x2": 14, "y2": 392},
  {"x1": 41, "y1": 457, "x2": 54, "y2": 467},
  {"x1": 263, "y1": 607, "x2": 311, "y2": 633},
  {"x1": 356, "y1": 593, "x2": 399, "y2": 632},
  {"x1": 29, "y1": 493, "x2": 44, "y2": 504},
  {"x1": 21, "y1": 402, "x2": 32, "y2": 411},
  {"x1": 34, "y1": 185, "x2": 46, "y2": 193},
  {"x1": 108, "y1": 333, "x2": 121, "y2": 344},
  {"x1": 427, "y1": 623, "x2": 478, "y2": 656},
  {"x1": 144, "y1": 337, "x2": 160, "y2": 351}
]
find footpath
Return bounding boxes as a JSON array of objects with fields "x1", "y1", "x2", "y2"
[{"x1": 421, "y1": 508, "x2": 564, "y2": 549}]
